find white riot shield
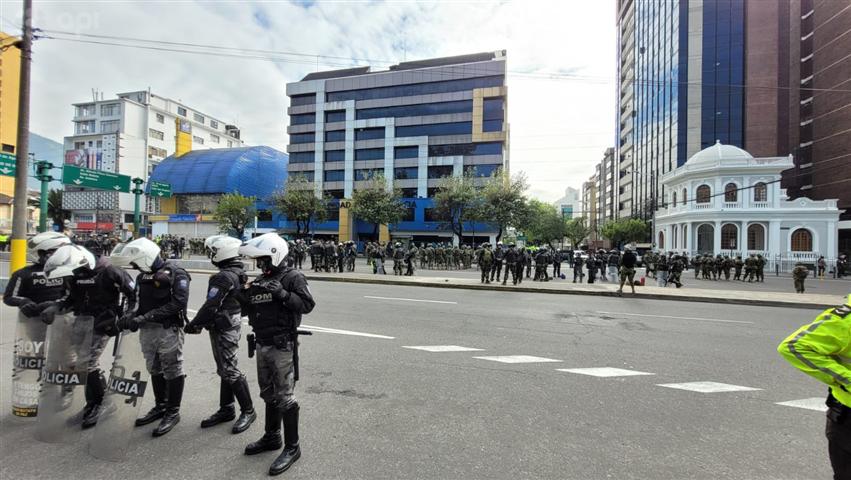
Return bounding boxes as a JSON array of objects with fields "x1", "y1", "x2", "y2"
[
  {"x1": 11, "y1": 312, "x2": 48, "y2": 418},
  {"x1": 89, "y1": 330, "x2": 149, "y2": 461},
  {"x1": 34, "y1": 313, "x2": 93, "y2": 443}
]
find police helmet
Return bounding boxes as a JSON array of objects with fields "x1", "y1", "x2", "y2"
[
  {"x1": 239, "y1": 232, "x2": 289, "y2": 271},
  {"x1": 205, "y1": 235, "x2": 242, "y2": 265},
  {"x1": 44, "y1": 244, "x2": 96, "y2": 279},
  {"x1": 111, "y1": 237, "x2": 161, "y2": 273},
  {"x1": 27, "y1": 231, "x2": 72, "y2": 255}
]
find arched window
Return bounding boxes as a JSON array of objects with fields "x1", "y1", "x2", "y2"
[
  {"x1": 721, "y1": 224, "x2": 738, "y2": 250},
  {"x1": 753, "y1": 182, "x2": 767, "y2": 202},
  {"x1": 696, "y1": 185, "x2": 711, "y2": 203},
  {"x1": 658, "y1": 231, "x2": 665, "y2": 249},
  {"x1": 697, "y1": 224, "x2": 714, "y2": 253},
  {"x1": 724, "y1": 183, "x2": 738, "y2": 202},
  {"x1": 682, "y1": 225, "x2": 688, "y2": 249},
  {"x1": 682, "y1": 188, "x2": 687, "y2": 205},
  {"x1": 747, "y1": 224, "x2": 765, "y2": 251},
  {"x1": 673, "y1": 225, "x2": 678, "y2": 248},
  {"x1": 672, "y1": 191, "x2": 677, "y2": 207},
  {"x1": 791, "y1": 229, "x2": 813, "y2": 252}
]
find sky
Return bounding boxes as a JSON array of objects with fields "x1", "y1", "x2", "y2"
[{"x1": 0, "y1": 0, "x2": 617, "y2": 203}]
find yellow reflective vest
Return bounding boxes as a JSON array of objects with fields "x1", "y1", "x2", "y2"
[{"x1": 778, "y1": 297, "x2": 851, "y2": 408}]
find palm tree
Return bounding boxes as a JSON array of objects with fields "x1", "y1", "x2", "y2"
[{"x1": 48, "y1": 189, "x2": 70, "y2": 228}]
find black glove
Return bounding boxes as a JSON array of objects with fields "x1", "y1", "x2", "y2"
[
  {"x1": 117, "y1": 314, "x2": 144, "y2": 332},
  {"x1": 19, "y1": 300, "x2": 40, "y2": 318},
  {"x1": 94, "y1": 311, "x2": 119, "y2": 337},
  {"x1": 261, "y1": 280, "x2": 287, "y2": 300},
  {"x1": 40, "y1": 304, "x2": 60, "y2": 325},
  {"x1": 183, "y1": 320, "x2": 203, "y2": 335}
]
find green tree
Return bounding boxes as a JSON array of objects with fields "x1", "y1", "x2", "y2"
[
  {"x1": 47, "y1": 189, "x2": 70, "y2": 228},
  {"x1": 214, "y1": 192, "x2": 255, "y2": 239},
  {"x1": 474, "y1": 170, "x2": 528, "y2": 242},
  {"x1": 272, "y1": 175, "x2": 329, "y2": 237},
  {"x1": 432, "y1": 172, "x2": 481, "y2": 244},
  {"x1": 599, "y1": 218, "x2": 650, "y2": 247},
  {"x1": 350, "y1": 173, "x2": 407, "y2": 239},
  {"x1": 520, "y1": 199, "x2": 566, "y2": 248},
  {"x1": 564, "y1": 216, "x2": 592, "y2": 249}
]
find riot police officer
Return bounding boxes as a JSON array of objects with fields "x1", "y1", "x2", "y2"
[
  {"x1": 238, "y1": 233, "x2": 315, "y2": 476},
  {"x1": 43, "y1": 243, "x2": 137, "y2": 428},
  {"x1": 184, "y1": 235, "x2": 256, "y2": 434},
  {"x1": 111, "y1": 237, "x2": 190, "y2": 438},
  {"x1": 3, "y1": 232, "x2": 71, "y2": 315}
]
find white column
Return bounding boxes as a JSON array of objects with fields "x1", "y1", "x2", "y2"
[
  {"x1": 768, "y1": 220, "x2": 781, "y2": 255},
  {"x1": 739, "y1": 221, "x2": 748, "y2": 254},
  {"x1": 416, "y1": 141, "x2": 428, "y2": 198},
  {"x1": 383, "y1": 119, "x2": 395, "y2": 192},
  {"x1": 827, "y1": 221, "x2": 837, "y2": 258},
  {"x1": 342, "y1": 100, "x2": 354, "y2": 198},
  {"x1": 713, "y1": 220, "x2": 722, "y2": 256}
]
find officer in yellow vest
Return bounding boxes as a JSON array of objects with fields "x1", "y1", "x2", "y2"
[{"x1": 778, "y1": 293, "x2": 851, "y2": 479}]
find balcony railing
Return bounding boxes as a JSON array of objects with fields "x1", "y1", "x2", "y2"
[
  {"x1": 723, "y1": 202, "x2": 740, "y2": 209},
  {"x1": 694, "y1": 203, "x2": 712, "y2": 210},
  {"x1": 751, "y1": 202, "x2": 769, "y2": 208}
]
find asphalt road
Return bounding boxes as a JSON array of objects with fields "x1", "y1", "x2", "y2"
[{"x1": 0, "y1": 272, "x2": 837, "y2": 479}]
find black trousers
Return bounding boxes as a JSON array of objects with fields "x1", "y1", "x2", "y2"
[{"x1": 827, "y1": 399, "x2": 851, "y2": 480}]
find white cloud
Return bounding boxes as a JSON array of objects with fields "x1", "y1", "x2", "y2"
[{"x1": 0, "y1": 0, "x2": 616, "y2": 202}]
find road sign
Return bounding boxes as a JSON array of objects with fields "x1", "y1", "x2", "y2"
[
  {"x1": 0, "y1": 152, "x2": 16, "y2": 177},
  {"x1": 149, "y1": 181, "x2": 172, "y2": 198},
  {"x1": 62, "y1": 165, "x2": 131, "y2": 193}
]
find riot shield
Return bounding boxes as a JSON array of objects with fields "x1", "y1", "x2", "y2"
[
  {"x1": 11, "y1": 311, "x2": 48, "y2": 418},
  {"x1": 89, "y1": 330, "x2": 149, "y2": 461},
  {"x1": 34, "y1": 313, "x2": 93, "y2": 443}
]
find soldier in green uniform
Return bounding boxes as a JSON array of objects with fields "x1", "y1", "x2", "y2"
[
  {"x1": 733, "y1": 255, "x2": 744, "y2": 280},
  {"x1": 792, "y1": 263, "x2": 809, "y2": 293}
]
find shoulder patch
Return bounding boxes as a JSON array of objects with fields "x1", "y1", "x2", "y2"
[
  {"x1": 178, "y1": 279, "x2": 188, "y2": 289},
  {"x1": 208, "y1": 287, "x2": 220, "y2": 299},
  {"x1": 832, "y1": 304, "x2": 851, "y2": 318}
]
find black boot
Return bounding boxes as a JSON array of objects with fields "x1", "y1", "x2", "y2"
[
  {"x1": 153, "y1": 375, "x2": 184, "y2": 437},
  {"x1": 270, "y1": 404, "x2": 301, "y2": 475},
  {"x1": 245, "y1": 403, "x2": 282, "y2": 455},
  {"x1": 230, "y1": 377, "x2": 256, "y2": 434},
  {"x1": 82, "y1": 372, "x2": 107, "y2": 429},
  {"x1": 201, "y1": 380, "x2": 236, "y2": 428},
  {"x1": 136, "y1": 374, "x2": 167, "y2": 426}
]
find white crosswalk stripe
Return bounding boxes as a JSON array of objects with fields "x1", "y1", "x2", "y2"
[
  {"x1": 775, "y1": 397, "x2": 828, "y2": 412},
  {"x1": 557, "y1": 367, "x2": 654, "y2": 377},
  {"x1": 473, "y1": 355, "x2": 562, "y2": 364},
  {"x1": 657, "y1": 381, "x2": 761, "y2": 393},
  {"x1": 403, "y1": 345, "x2": 484, "y2": 352}
]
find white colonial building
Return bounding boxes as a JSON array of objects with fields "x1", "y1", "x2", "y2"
[{"x1": 654, "y1": 142, "x2": 843, "y2": 260}]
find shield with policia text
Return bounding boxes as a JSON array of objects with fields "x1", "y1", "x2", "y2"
[
  {"x1": 11, "y1": 312, "x2": 49, "y2": 418},
  {"x1": 34, "y1": 313, "x2": 93, "y2": 443},
  {"x1": 89, "y1": 330, "x2": 149, "y2": 461}
]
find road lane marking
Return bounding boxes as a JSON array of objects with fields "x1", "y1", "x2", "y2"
[
  {"x1": 775, "y1": 398, "x2": 828, "y2": 412},
  {"x1": 403, "y1": 345, "x2": 484, "y2": 352},
  {"x1": 597, "y1": 311, "x2": 753, "y2": 325},
  {"x1": 557, "y1": 367, "x2": 654, "y2": 377},
  {"x1": 300, "y1": 324, "x2": 395, "y2": 339},
  {"x1": 473, "y1": 355, "x2": 562, "y2": 364},
  {"x1": 364, "y1": 296, "x2": 457, "y2": 304},
  {"x1": 657, "y1": 381, "x2": 761, "y2": 393}
]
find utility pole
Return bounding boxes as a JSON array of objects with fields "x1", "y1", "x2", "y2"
[{"x1": 10, "y1": 0, "x2": 33, "y2": 273}]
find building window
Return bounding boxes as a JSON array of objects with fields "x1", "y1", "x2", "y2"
[
  {"x1": 394, "y1": 167, "x2": 418, "y2": 180},
  {"x1": 424, "y1": 208, "x2": 442, "y2": 222},
  {"x1": 747, "y1": 224, "x2": 765, "y2": 250},
  {"x1": 697, "y1": 224, "x2": 715, "y2": 253},
  {"x1": 210, "y1": 120, "x2": 218, "y2": 129},
  {"x1": 76, "y1": 104, "x2": 96, "y2": 117},
  {"x1": 100, "y1": 103, "x2": 119, "y2": 116},
  {"x1": 325, "y1": 130, "x2": 345, "y2": 142},
  {"x1": 324, "y1": 170, "x2": 344, "y2": 182},
  {"x1": 289, "y1": 152, "x2": 315, "y2": 164},
  {"x1": 194, "y1": 113, "x2": 205, "y2": 124},
  {"x1": 356, "y1": 100, "x2": 473, "y2": 120},
  {"x1": 672, "y1": 225, "x2": 678, "y2": 249},
  {"x1": 193, "y1": 135, "x2": 204, "y2": 145},
  {"x1": 721, "y1": 224, "x2": 738, "y2": 250},
  {"x1": 324, "y1": 150, "x2": 344, "y2": 162},
  {"x1": 76, "y1": 121, "x2": 96, "y2": 134},
  {"x1": 790, "y1": 229, "x2": 813, "y2": 252},
  {"x1": 355, "y1": 127, "x2": 385, "y2": 141},
  {"x1": 671, "y1": 192, "x2": 677, "y2": 207},
  {"x1": 400, "y1": 188, "x2": 418, "y2": 198},
  {"x1": 210, "y1": 134, "x2": 220, "y2": 144},
  {"x1": 149, "y1": 129, "x2": 165, "y2": 140},
  {"x1": 290, "y1": 93, "x2": 316, "y2": 107},
  {"x1": 724, "y1": 183, "x2": 738, "y2": 202},
  {"x1": 177, "y1": 106, "x2": 187, "y2": 117},
  {"x1": 682, "y1": 188, "x2": 687, "y2": 205},
  {"x1": 696, "y1": 185, "x2": 711, "y2": 203},
  {"x1": 290, "y1": 132, "x2": 315, "y2": 144},
  {"x1": 463, "y1": 164, "x2": 501, "y2": 177},
  {"x1": 682, "y1": 225, "x2": 688, "y2": 249},
  {"x1": 428, "y1": 142, "x2": 502, "y2": 157},
  {"x1": 101, "y1": 120, "x2": 120, "y2": 134},
  {"x1": 325, "y1": 110, "x2": 346, "y2": 123},
  {"x1": 354, "y1": 148, "x2": 384, "y2": 161},
  {"x1": 291, "y1": 113, "x2": 315, "y2": 125},
  {"x1": 427, "y1": 166, "x2": 453, "y2": 179},
  {"x1": 394, "y1": 146, "x2": 419, "y2": 159},
  {"x1": 325, "y1": 189, "x2": 345, "y2": 199},
  {"x1": 355, "y1": 168, "x2": 383, "y2": 180},
  {"x1": 658, "y1": 231, "x2": 665, "y2": 249},
  {"x1": 291, "y1": 171, "x2": 314, "y2": 182},
  {"x1": 753, "y1": 182, "x2": 767, "y2": 202},
  {"x1": 326, "y1": 75, "x2": 504, "y2": 102},
  {"x1": 395, "y1": 122, "x2": 472, "y2": 138},
  {"x1": 147, "y1": 146, "x2": 167, "y2": 159},
  {"x1": 156, "y1": 113, "x2": 165, "y2": 124}
]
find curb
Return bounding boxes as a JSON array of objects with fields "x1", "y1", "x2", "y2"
[{"x1": 178, "y1": 268, "x2": 833, "y2": 310}]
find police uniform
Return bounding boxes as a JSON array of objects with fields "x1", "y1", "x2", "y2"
[
  {"x1": 779, "y1": 297, "x2": 851, "y2": 479},
  {"x1": 186, "y1": 259, "x2": 255, "y2": 433},
  {"x1": 3, "y1": 262, "x2": 68, "y2": 315}
]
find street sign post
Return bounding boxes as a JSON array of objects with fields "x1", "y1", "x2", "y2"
[
  {"x1": 149, "y1": 181, "x2": 172, "y2": 198},
  {"x1": 62, "y1": 165, "x2": 131, "y2": 193},
  {"x1": 132, "y1": 178, "x2": 144, "y2": 239},
  {"x1": 0, "y1": 152, "x2": 16, "y2": 177}
]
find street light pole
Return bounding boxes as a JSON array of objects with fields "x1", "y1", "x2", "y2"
[
  {"x1": 35, "y1": 160, "x2": 53, "y2": 233},
  {"x1": 132, "y1": 178, "x2": 144, "y2": 238},
  {"x1": 9, "y1": 0, "x2": 33, "y2": 273}
]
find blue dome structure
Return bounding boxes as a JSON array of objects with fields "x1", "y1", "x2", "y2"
[{"x1": 148, "y1": 146, "x2": 288, "y2": 198}]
